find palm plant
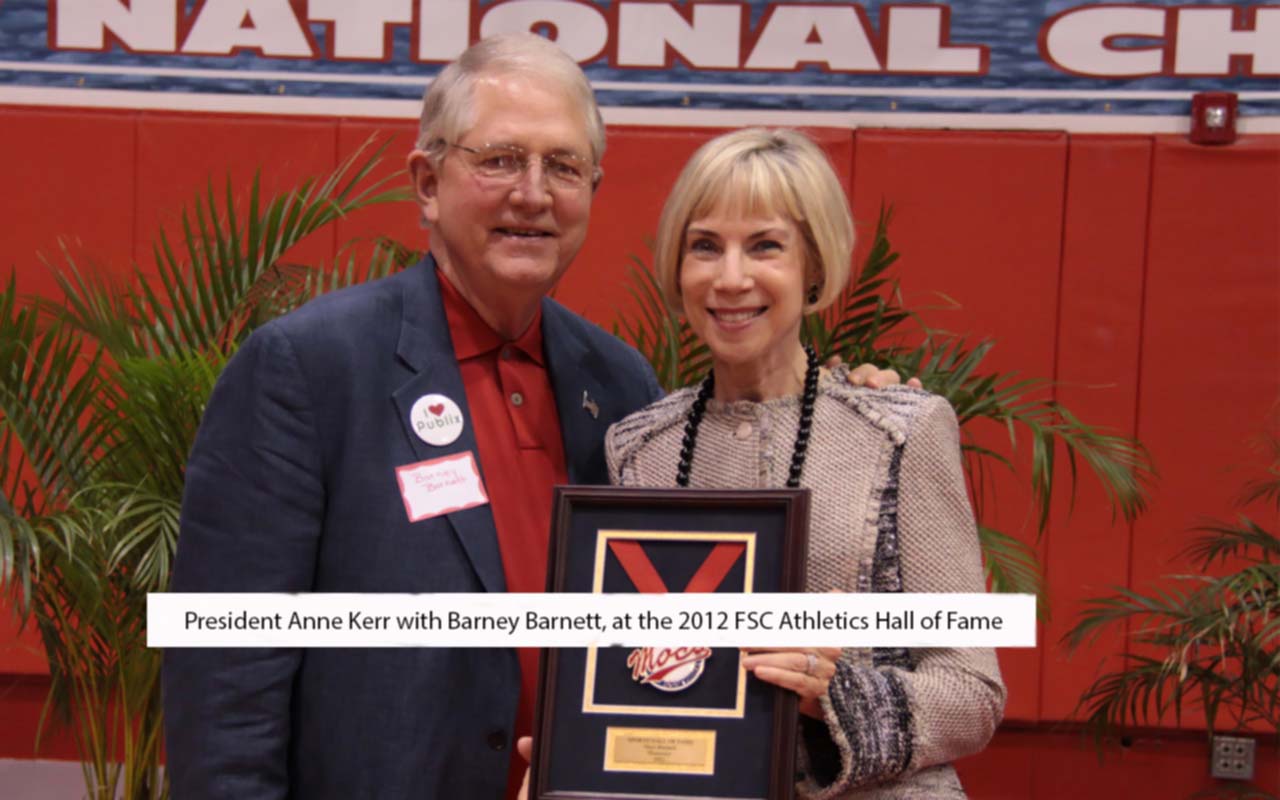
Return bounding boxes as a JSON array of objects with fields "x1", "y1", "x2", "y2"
[
  {"x1": 1064, "y1": 434, "x2": 1280, "y2": 799},
  {"x1": 0, "y1": 140, "x2": 408, "y2": 799},
  {"x1": 614, "y1": 205, "x2": 1154, "y2": 600}
]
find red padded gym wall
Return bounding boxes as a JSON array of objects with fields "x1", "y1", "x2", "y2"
[
  {"x1": 952, "y1": 133, "x2": 1279, "y2": 798},
  {"x1": 850, "y1": 129, "x2": 1071, "y2": 724},
  {"x1": 1134, "y1": 136, "x2": 1280, "y2": 581},
  {"x1": 1040, "y1": 135, "x2": 1152, "y2": 722},
  {"x1": 0, "y1": 107, "x2": 137, "y2": 294},
  {"x1": 0, "y1": 105, "x2": 139, "y2": 761},
  {"x1": 1131, "y1": 136, "x2": 1280, "y2": 733},
  {"x1": 332, "y1": 120, "x2": 424, "y2": 262},
  {"x1": 133, "y1": 114, "x2": 341, "y2": 279},
  {"x1": 559, "y1": 126, "x2": 731, "y2": 325}
]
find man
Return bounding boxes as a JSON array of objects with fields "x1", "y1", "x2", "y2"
[{"x1": 164, "y1": 33, "x2": 901, "y2": 800}]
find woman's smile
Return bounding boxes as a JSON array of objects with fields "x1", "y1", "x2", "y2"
[{"x1": 708, "y1": 306, "x2": 768, "y2": 327}]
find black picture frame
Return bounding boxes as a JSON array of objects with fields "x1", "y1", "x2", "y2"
[{"x1": 531, "y1": 485, "x2": 811, "y2": 800}]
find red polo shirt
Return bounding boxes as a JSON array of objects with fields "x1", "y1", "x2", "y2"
[{"x1": 438, "y1": 272, "x2": 568, "y2": 800}]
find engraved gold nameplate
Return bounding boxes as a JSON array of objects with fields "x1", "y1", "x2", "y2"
[{"x1": 603, "y1": 727, "x2": 716, "y2": 775}]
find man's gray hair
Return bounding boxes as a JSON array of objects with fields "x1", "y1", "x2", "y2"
[{"x1": 415, "y1": 33, "x2": 606, "y2": 164}]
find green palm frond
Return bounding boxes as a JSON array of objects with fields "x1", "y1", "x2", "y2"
[
  {"x1": 19, "y1": 490, "x2": 164, "y2": 798},
  {"x1": 289, "y1": 236, "x2": 421, "y2": 311},
  {"x1": 1184, "y1": 517, "x2": 1280, "y2": 568},
  {"x1": 897, "y1": 336, "x2": 1153, "y2": 536},
  {"x1": 39, "y1": 251, "x2": 143, "y2": 358},
  {"x1": 105, "y1": 489, "x2": 182, "y2": 592},
  {"x1": 50, "y1": 137, "x2": 408, "y2": 360},
  {"x1": 1073, "y1": 652, "x2": 1191, "y2": 740},
  {"x1": 0, "y1": 281, "x2": 109, "y2": 512},
  {"x1": 0, "y1": 507, "x2": 40, "y2": 612},
  {"x1": 612, "y1": 252, "x2": 710, "y2": 392},
  {"x1": 1064, "y1": 584, "x2": 1196, "y2": 650},
  {"x1": 1064, "y1": 450, "x2": 1280, "y2": 781},
  {"x1": 1239, "y1": 430, "x2": 1280, "y2": 509},
  {"x1": 977, "y1": 525, "x2": 1044, "y2": 613},
  {"x1": 94, "y1": 351, "x2": 227, "y2": 500},
  {"x1": 812, "y1": 204, "x2": 910, "y2": 363}
]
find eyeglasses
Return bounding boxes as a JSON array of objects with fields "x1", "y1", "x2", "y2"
[{"x1": 447, "y1": 142, "x2": 599, "y2": 190}]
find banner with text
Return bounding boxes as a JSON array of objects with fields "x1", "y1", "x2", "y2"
[{"x1": 1, "y1": 1, "x2": 1276, "y2": 131}]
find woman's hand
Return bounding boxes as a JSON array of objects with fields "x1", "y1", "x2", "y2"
[{"x1": 740, "y1": 647, "x2": 843, "y2": 719}]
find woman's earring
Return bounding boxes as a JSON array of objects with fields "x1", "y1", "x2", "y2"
[{"x1": 806, "y1": 284, "x2": 820, "y2": 305}]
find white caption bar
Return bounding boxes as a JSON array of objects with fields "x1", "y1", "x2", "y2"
[{"x1": 150, "y1": 593, "x2": 1035, "y2": 648}]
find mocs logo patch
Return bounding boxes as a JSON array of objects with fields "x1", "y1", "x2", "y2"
[{"x1": 626, "y1": 646, "x2": 712, "y2": 692}]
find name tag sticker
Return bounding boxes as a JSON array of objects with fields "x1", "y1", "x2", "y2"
[{"x1": 396, "y1": 451, "x2": 489, "y2": 522}]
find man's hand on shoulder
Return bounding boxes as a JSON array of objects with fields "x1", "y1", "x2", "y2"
[
  {"x1": 848, "y1": 363, "x2": 922, "y2": 390},
  {"x1": 827, "y1": 355, "x2": 923, "y2": 390}
]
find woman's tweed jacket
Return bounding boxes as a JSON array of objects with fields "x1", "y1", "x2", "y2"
[{"x1": 605, "y1": 375, "x2": 1006, "y2": 799}]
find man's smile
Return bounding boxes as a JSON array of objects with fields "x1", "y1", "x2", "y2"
[{"x1": 494, "y1": 226, "x2": 554, "y2": 238}]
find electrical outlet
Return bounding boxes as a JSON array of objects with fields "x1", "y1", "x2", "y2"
[{"x1": 1211, "y1": 735, "x2": 1255, "y2": 781}]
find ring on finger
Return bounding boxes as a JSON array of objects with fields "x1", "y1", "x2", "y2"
[{"x1": 804, "y1": 652, "x2": 818, "y2": 676}]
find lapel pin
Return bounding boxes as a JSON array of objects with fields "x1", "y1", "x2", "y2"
[{"x1": 582, "y1": 390, "x2": 599, "y2": 419}]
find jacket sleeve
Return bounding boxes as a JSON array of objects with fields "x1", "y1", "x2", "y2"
[
  {"x1": 800, "y1": 394, "x2": 1006, "y2": 797},
  {"x1": 163, "y1": 322, "x2": 325, "y2": 799}
]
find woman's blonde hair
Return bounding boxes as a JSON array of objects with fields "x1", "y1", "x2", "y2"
[{"x1": 653, "y1": 128, "x2": 854, "y2": 312}]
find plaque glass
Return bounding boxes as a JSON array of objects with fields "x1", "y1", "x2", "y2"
[{"x1": 531, "y1": 486, "x2": 810, "y2": 800}]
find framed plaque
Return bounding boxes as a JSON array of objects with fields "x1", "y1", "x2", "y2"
[{"x1": 531, "y1": 486, "x2": 811, "y2": 800}]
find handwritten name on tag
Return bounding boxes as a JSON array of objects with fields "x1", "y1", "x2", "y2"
[{"x1": 395, "y1": 452, "x2": 489, "y2": 522}]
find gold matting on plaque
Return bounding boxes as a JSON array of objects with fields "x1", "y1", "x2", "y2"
[
  {"x1": 581, "y1": 530, "x2": 753, "y2": 718},
  {"x1": 602, "y1": 727, "x2": 716, "y2": 775}
]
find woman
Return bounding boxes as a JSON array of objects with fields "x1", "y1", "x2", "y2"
[{"x1": 605, "y1": 128, "x2": 1005, "y2": 798}]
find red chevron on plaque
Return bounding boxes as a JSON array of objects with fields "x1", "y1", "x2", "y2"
[
  {"x1": 608, "y1": 540, "x2": 744, "y2": 692},
  {"x1": 607, "y1": 540, "x2": 744, "y2": 594}
]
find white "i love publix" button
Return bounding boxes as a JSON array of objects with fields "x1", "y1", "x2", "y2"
[{"x1": 409, "y1": 393, "x2": 465, "y2": 447}]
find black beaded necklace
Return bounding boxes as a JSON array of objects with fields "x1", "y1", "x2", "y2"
[{"x1": 675, "y1": 345, "x2": 819, "y2": 489}]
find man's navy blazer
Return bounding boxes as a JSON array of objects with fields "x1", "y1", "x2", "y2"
[{"x1": 163, "y1": 257, "x2": 663, "y2": 799}]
